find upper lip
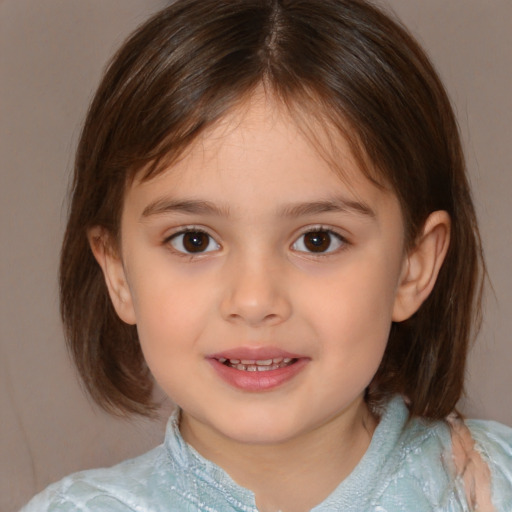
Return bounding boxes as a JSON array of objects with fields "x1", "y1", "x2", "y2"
[{"x1": 208, "y1": 346, "x2": 305, "y2": 361}]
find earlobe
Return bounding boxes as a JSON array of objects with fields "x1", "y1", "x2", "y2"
[
  {"x1": 392, "y1": 211, "x2": 451, "y2": 322},
  {"x1": 88, "y1": 226, "x2": 137, "y2": 325}
]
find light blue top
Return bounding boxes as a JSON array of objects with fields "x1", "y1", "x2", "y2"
[{"x1": 21, "y1": 397, "x2": 512, "y2": 511}]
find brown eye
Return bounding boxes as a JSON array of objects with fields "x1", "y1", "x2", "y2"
[
  {"x1": 292, "y1": 229, "x2": 345, "y2": 254},
  {"x1": 170, "y1": 230, "x2": 219, "y2": 254},
  {"x1": 304, "y1": 231, "x2": 331, "y2": 252}
]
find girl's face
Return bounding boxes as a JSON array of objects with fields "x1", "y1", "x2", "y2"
[{"x1": 111, "y1": 94, "x2": 408, "y2": 446}]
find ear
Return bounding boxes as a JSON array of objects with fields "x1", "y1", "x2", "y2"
[
  {"x1": 392, "y1": 211, "x2": 451, "y2": 322},
  {"x1": 88, "y1": 226, "x2": 137, "y2": 325}
]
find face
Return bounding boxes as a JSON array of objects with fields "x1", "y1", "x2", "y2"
[{"x1": 109, "y1": 94, "x2": 409, "y2": 447}]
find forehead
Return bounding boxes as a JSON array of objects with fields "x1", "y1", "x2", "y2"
[{"x1": 127, "y1": 92, "x2": 397, "y2": 221}]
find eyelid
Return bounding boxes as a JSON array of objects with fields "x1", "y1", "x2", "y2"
[
  {"x1": 164, "y1": 225, "x2": 221, "y2": 255},
  {"x1": 291, "y1": 225, "x2": 349, "y2": 255}
]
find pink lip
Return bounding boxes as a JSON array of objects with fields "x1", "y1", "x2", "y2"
[{"x1": 207, "y1": 346, "x2": 309, "y2": 392}]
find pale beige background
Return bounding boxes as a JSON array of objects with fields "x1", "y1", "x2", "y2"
[{"x1": 1, "y1": 1, "x2": 511, "y2": 511}]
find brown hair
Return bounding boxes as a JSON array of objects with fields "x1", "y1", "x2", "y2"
[{"x1": 60, "y1": 0, "x2": 484, "y2": 418}]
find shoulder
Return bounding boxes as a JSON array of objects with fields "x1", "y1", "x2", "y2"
[
  {"x1": 396, "y1": 414, "x2": 512, "y2": 510},
  {"x1": 372, "y1": 399, "x2": 512, "y2": 511},
  {"x1": 465, "y1": 418, "x2": 512, "y2": 509},
  {"x1": 19, "y1": 444, "x2": 185, "y2": 512},
  {"x1": 465, "y1": 416, "x2": 512, "y2": 461}
]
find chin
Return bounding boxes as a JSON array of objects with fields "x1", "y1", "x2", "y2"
[{"x1": 212, "y1": 409, "x2": 309, "y2": 446}]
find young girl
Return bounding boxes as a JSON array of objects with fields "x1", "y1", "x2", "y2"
[{"x1": 21, "y1": 0, "x2": 512, "y2": 511}]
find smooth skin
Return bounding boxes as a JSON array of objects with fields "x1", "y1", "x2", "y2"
[{"x1": 90, "y1": 91, "x2": 450, "y2": 512}]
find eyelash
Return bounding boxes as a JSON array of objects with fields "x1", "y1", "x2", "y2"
[
  {"x1": 291, "y1": 227, "x2": 348, "y2": 256},
  {"x1": 164, "y1": 226, "x2": 349, "y2": 257},
  {"x1": 165, "y1": 227, "x2": 220, "y2": 256}
]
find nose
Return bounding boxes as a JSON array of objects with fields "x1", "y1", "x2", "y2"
[{"x1": 219, "y1": 254, "x2": 292, "y2": 327}]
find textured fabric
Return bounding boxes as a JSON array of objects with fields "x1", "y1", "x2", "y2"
[{"x1": 20, "y1": 397, "x2": 512, "y2": 511}]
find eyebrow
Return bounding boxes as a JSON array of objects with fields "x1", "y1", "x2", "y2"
[
  {"x1": 141, "y1": 199, "x2": 230, "y2": 218},
  {"x1": 278, "y1": 198, "x2": 375, "y2": 218},
  {"x1": 140, "y1": 196, "x2": 375, "y2": 220}
]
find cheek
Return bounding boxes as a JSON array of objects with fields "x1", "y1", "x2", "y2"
[
  {"x1": 129, "y1": 256, "x2": 215, "y2": 323},
  {"x1": 308, "y1": 259, "x2": 400, "y2": 329},
  {"x1": 132, "y1": 283, "x2": 203, "y2": 403},
  {"x1": 126, "y1": 259, "x2": 224, "y2": 374},
  {"x1": 303, "y1": 257, "x2": 399, "y2": 369},
  {"x1": 316, "y1": 287, "x2": 392, "y2": 399}
]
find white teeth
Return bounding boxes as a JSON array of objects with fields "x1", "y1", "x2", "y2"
[
  {"x1": 240, "y1": 359, "x2": 275, "y2": 365},
  {"x1": 256, "y1": 359, "x2": 273, "y2": 365},
  {"x1": 221, "y1": 357, "x2": 296, "y2": 371},
  {"x1": 257, "y1": 364, "x2": 280, "y2": 371}
]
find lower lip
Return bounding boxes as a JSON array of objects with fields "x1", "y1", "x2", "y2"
[{"x1": 208, "y1": 358, "x2": 309, "y2": 392}]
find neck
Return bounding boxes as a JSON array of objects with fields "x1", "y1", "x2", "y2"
[{"x1": 180, "y1": 398, "x2": 377, "y2": 512}]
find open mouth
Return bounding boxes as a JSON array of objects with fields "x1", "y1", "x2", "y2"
[
  {"x1": 209, "y1": 352, "x2": 307, "y2": 391},
  {"x1": 217, "y1": 357, "x2": 297, "y2": 372}
]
